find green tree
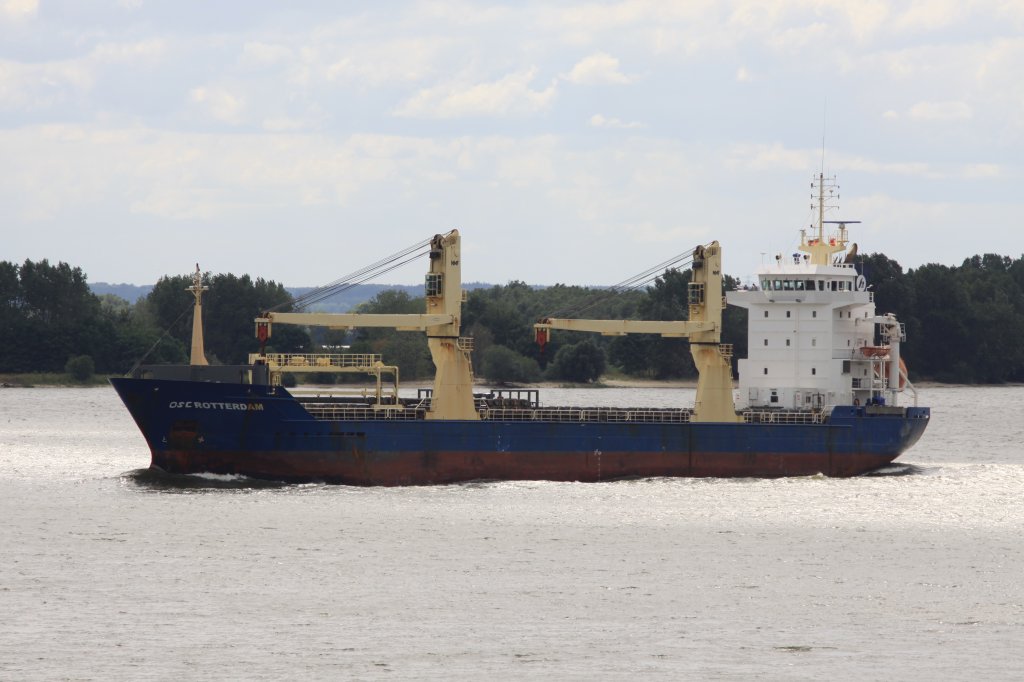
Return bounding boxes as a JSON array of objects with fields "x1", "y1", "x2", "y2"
[
  {"x1": 480, "y1": 344, "x2": 541, "y2": 384},
  {"x1": 547, "y1": 339, "x2": 606, "y2": 383},
  {"x1": 143, "y1": 271, "x2": 309, "y2": 365},
  {"x1": 346, "y1": 290, "x2": 434, "y2": 379},
  {"x1": 65, "y1": 355, "x2": 95, "y2": 382},
  {"x1": 0, "y1": 259, "x2": 107, "y2": 373},
  {"x1": 615, "y1": 268, "x2": 695, "y2": 378}
]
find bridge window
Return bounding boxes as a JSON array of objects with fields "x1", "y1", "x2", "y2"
[
  {"x1": 817, "y1": 280, "x2": 824, "y2": 291},
  {"x1": 783, "y1": 280, "x2": 794, "y2": 291},
  {"x1": 805, "y1": 279, "x2": 815, "y2": 290},
  {"x1": 795, "y1": 280, "x2": 804, "y2": 291},
  {"x1": 774, "y1": 279, "x2": 782, "y2": 290}
]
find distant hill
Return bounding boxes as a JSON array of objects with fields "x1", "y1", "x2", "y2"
[
  {"x1": 90, "y1": 281, "x2": 496, "y2": 312},
  {"x1": 90, "y1": 283, "x2": 153, "y2": 303}
]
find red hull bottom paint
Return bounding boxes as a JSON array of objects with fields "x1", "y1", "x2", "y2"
[{"x1": 152, "y1": 448, "x2": 899, "y2": 485}]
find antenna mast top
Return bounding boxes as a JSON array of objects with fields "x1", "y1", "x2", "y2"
[{"x1": 798, "y1": 174, "x2": 853, "y2": 266}]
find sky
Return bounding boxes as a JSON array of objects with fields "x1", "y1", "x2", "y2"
[{"x1": 1, "y1": 0, "x2": 1022, "y2": 288}]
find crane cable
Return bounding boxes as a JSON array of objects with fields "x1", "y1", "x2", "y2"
[
  {"x1": 272, "y1": 237, "x2": 433, "y2": 312},
  {"x1": 125, "y1": 302, "x2": 195, "y2": 376},
  {"x1": 548, "y1": 243, "x2": 711, "y2": 319}
]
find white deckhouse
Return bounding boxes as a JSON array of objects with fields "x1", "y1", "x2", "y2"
[{"x1": 727, "y1": 175, "x2": 913, "y2": 411}]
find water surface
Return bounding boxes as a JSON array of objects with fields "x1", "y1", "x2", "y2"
[{"x1": 1, "y1": 386, "x2": 1021, "y2": 680}]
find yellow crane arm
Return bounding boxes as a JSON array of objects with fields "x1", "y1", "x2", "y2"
[
  {"x1": 534, "y1": 317, "x2": 716, "y2": 338},
  {"x1": 257, "y1": 311, "x2": 454, "y2": 335},
  {"x1": 531, "y1": 241, "x2": 739, "y2": 423}
]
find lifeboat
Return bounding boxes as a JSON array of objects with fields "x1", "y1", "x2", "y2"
[
  {"x1": 861, "y1": 346, "x2": 889, "y2": 358},
  {"x1": 872, "y1": 356, "x2": 908, "y2": 389}
]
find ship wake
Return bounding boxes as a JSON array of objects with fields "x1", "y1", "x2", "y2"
[{"x1": 121, "y1": 468, "x2": 296, "y2": 491}]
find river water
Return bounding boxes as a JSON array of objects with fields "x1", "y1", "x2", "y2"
[{"x1": 1, "y1": 385, "x2": 1021, "y2": 680}]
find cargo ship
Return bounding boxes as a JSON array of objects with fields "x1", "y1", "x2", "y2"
[{"x1": 111, "y1": 175, "x2": 929, "y2": 484}]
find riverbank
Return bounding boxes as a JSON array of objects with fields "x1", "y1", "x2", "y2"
[
  {"x1": 2, "y1": 372, "x2": 1015, "y2": 390},
  {"x1": 0, "y1": 373, "x2": 112, "y2": 388}
]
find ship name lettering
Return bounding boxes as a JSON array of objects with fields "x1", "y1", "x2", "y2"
[{"x1": 168, "y1": 400, "x2": 264, "y2": 411}]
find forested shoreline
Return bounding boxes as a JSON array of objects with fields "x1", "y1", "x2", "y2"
[{"x1": 2, "y1": 251, "x2": 1023, "y2": 384}]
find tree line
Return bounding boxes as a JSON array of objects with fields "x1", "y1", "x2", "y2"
[
  {"x1": 0, "y1": 260, "x2": 307, "y2": 378},
  {"x1": 2, "y1": 251, "x2": 1023, "y2": 384}
]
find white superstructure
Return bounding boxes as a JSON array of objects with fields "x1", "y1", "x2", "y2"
[{"x1": 728, "y1": 175, "x2": 912, "y2": 410}]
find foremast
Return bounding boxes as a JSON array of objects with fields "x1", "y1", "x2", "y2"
[{"x1": 188, "y1": 264, "x2": 209, "y2": 366}]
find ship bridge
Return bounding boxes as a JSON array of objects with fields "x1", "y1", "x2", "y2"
[{"x1": 727, "y1": 174, "x2": 914, "y2": 411}]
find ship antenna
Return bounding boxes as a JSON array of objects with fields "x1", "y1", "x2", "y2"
[
  {"x1": 819, "y1": 99, "x2": 827, "y2": 241},
  {"x1": 820, "y1": 98, "x2": 827, "y2": 178}
]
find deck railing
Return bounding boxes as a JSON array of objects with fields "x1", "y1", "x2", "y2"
[
  {"x1": 252, "y1": 353, "x2": 385, "y2": 369},
  {"x1": 300, "y1": 403, "x2": 830, "y2": 425},
  {"x1": 741, "y1": 409, "x2": 829, "y2": 425},
  {"x1": 302, "y1": 404, "x2": 426, "y2": 421},
  {"x1": 479, "y1": 407, "x2": 695, "y2": 423}
]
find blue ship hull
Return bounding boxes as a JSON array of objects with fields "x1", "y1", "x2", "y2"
[{"x1": 110, "y1": 377, "x2": 930, "y2": 484}]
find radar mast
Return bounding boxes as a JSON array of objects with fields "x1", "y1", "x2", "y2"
[{"x1": 799, "y1": 173, "x2": 857, "y2": 266}]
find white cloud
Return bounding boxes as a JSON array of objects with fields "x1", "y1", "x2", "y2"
[
  {"x1": 623, "y1": 222, "x2": 708, "y2": 244},
  {"x1": 589, "y1": 114, "x2": 642, "y2": 129},
  {"x1": 728, "y1": 143, "x2": 812, "y2": 171},
  {"x1": 564, "y1": 52, "x2": 632, "y2": 85},
  {"x1": 728, "y1": 143, "x2": 947, "y2": 178},
  {"x1": 261, "y1": 117, "x2": 307, "y2": 132},
  {"x1": 190, "y1": 86, "x2": 245, "y2": 124},
  {"x1": 908, "y1": 100, "x2": 973, "y2": 121},
  {"x1": 963, "y1": 163, "x2": 1000, "y2": 178},
  {"x1": 765, "y1": 22, "x2": 829, "y2": 53},
  {"x1": 839, "y1": 155, "x2": 936, "y2": 178},
  {"x1": 91, "y1": 39, "x2": 166, "y2": 63},
  {"x1": 1, "y1": 0, "x2": 37, "y2": 20},
  {"x1": 324, "y1": 39, "x2": 445, "y2": 86},
  {"x1": 2, "y1": 2, "x2": 1023, "y2": 283},
  {"x1": 394, "y1": 69, "x2": 557, "y2": 118},
  {"x1": 892, "y1": 0, "x2": 965, "y2": 32},
  {"x1": 0, "y1": 59, "x2": 93, "y2": 110},
  {"x1": 834, "y1": 0, "x2": 890, "y2": 41},
  {"x1": 241, "y1": 42, "x2": 294, "y2": 67}
]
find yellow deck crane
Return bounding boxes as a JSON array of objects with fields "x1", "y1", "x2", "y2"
[
  {"x1": 534, "y1": 242, "x2": 740, "y2": 423},
  {"x1": 253, "y1": 230, "x2": 479, "y2": 421}
]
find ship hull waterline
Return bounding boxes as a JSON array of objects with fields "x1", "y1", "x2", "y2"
[{"x1": 112, "y1": 377, "x2": 930, "y2": 485}]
